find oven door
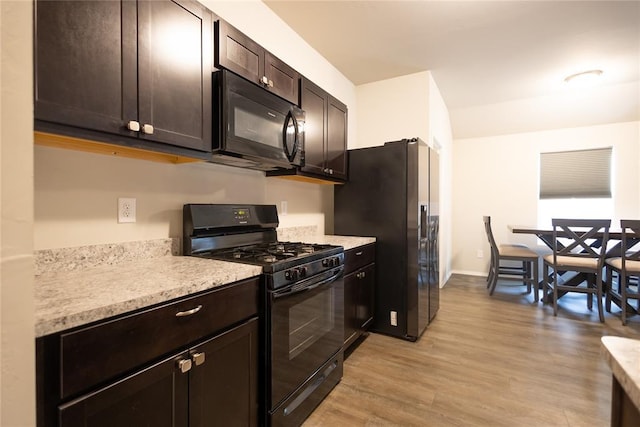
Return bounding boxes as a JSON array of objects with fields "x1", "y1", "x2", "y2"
[{"x1": 268, "y1": 265, "x2": 344, "y2": 410}]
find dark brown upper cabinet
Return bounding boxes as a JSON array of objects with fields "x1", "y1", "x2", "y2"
[
  {"x1": 266, "y1": 76, "x2": 348, "y2": 184},
  {"x1": 215, "y1": 19, "x2": 299, "y2": 104},
  {"x1": 34, "y1": 0, "x2": 213, "y2": 155},
  {"x1": 300, "y1": 77, "x2": 348, "y2": 181}
]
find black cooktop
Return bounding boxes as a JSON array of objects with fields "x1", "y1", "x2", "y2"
[{"x1": 196, "y1": 241, "x2": 343, "y2": 272}]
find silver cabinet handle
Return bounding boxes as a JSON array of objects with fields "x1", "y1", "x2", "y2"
[
  {"x1": 141, "y1": 124, "x2": 154, "y2": 134},
  {"x1": 259, "y1": 76, "x2": 274, "y2": 88},
  {"x1": 127, "y1": 121, "x2": 140, "y2": 132},
  {"x1": 357, "y1": 272, "x2": 366, "y2": 279},
  {"x1": 329, "y1": 169, "x2": 334, "y2": 175},
  {"x1": 355, "y1": 251, "x2": 363, "y2": 256},
  {"x1": 177, "y1": 358, "x2": 192, "y2": 374},
  {"x1": 191, "y1": 352, "x2": 206, "y2": 366},
  {"x1": 175, "y1": 304, "x2": 202, "y2": 317}
]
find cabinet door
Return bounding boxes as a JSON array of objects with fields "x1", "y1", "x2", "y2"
[
  {"x1": 138, "y1": 0, "x2": 212, "y2": 152},
  {"x1": 189, "y1": 318, "x2": 259, "y2": 427},
  {"x1": 356, "y1": 264, "x2": 375, "y2": 331},
  {"x1": 264, "y1": 51, "x2": 299, "y2": 104},
  {"x1": 326, "y1": 95, "x2": 348, "y2": 180},
  {"x1": 59, "y1": 353, "x2": 189, "y2": 427},
  {"x1": 343, "y1": 272, "x2": 359, "y2": 347},
  {"x1": 34, "y1": 0, "x2": 137, "y2": 137},
  {"x1": 300, "y1": 78, "x2": 327, "y2": 176},
  {"x1": 215, "y1": 20, "x2": 264, "y2": 86}
]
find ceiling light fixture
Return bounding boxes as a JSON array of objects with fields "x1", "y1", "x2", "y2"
[{"x1": 563, "y1": 69, "x2": 603, "y2": 85}]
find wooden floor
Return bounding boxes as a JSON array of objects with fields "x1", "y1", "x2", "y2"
[{"x1": 303, "y1": 274, "x2": 640, "y2": 426}]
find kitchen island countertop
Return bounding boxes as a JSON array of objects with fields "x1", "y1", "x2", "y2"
[
  {"x1": 35, "y1": 234, "x2": 375, "y2": 337},
  {"x1": 601, "y1": 336, "x2": 640, "y2": 412}
]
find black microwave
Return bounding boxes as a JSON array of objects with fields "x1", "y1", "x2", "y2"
[{"x1": 212, "y1": 70, "x2": 304, "y2": 171}]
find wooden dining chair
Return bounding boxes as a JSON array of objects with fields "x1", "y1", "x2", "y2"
[
  {"x1": 542, "y1": 218, "x2": 611, "y2": 322},
  {"x1": 483, "y1": 216, "x2": 539, "y2": 301},
  {"x1": 605, "y1": 219, "x2": 640, "y2": 325}
]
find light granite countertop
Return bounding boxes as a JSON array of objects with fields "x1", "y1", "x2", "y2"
[
  {"x1": 309, "y1": 235, "x2": 376, "y2": 251},
  {"x1": 35, "y1": 256, "x2": 262, "y2": 337},
  {"x1": 35, "y1": 234, "x2": 375, "y2": 338},
  {"x1": 601, "y1": 336, "x2": 640, "y2": 410}
]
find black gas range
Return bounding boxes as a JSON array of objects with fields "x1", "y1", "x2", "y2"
[{"x1": 183, "y1": 204, "x2": 344, "y2": 427}]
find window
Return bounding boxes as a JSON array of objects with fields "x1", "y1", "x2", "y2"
[{"x1": 538, "y1": 147, "x2": 613, "y2": 227}]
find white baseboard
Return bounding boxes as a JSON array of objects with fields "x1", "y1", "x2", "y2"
[{"x1": 450, "y1": 270, "x2": 486, "y2": 277}]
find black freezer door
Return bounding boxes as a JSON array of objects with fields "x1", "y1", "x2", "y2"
[{"x1": 334, "y1": 138, "x2": 437, "y2": 340}]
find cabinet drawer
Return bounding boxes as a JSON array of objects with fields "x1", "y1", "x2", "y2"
[
  {"x1": 344, "y1": 244, "x2": 375, "y2": 275},
  {"x1": 59, "y1": 277, "x2": 259, "y2": 400}
]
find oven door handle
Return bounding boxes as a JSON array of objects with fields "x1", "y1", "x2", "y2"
[{"x1": 272, "y1": 266, "x2": 344, "y2": 300}]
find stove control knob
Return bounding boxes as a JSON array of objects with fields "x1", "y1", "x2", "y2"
[
  {"x1": 286, "y1": 269, "x2": 299, "y2": 281},
  {"x1": 331, "y1": 257, "x2": 340, "y2": 267},
  {"x1": 299, "y1": 266, "x2": 308, "y2": 278},
  {"x1": 322, "y1": 259, "x2": 329, "y2": 267}
]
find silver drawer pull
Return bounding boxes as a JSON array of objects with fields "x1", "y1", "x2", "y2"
[
  {"x1": 175, "y1": 304, "x2": 203, "y2": 317},
  {"x1": 141, "y1": 123, "x2": 154, "y2": 134},
  {"x1": 191, "y1": 352, "x2": 206, "y2": 366},
  {"x1": 127, "y1": 120, "x2": 140, "y2": 132},
  {"x1": 177, "y1": 358, "x2": 192, "y2": 374},
  {"x1": 355, "y1": 251, "x2": 363, "y2": 256}
]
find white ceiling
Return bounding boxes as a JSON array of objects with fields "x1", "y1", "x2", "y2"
[{"x1": 263, "y1": 0, "x2": 640, "y2": 138}]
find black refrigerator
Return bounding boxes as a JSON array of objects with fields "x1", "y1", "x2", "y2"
[{"x1": 334, "y1": 138, "x2": 439, "y2": 341}]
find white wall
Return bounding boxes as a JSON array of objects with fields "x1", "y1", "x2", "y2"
[
  {"x1": 34, "y1": 0, "x2": 357, "y2": 250},
  {"x1": 427, "y1": 73, "x2": 454, "y2": 284},
  {"x1": 355, "y1": 71, "x2": 454, "y2": 286},
  {"x1": 356, "y1": 71, "x2": 430, "y2": 148},
  {"x1": 452, "y1": 121, "x2": 640, "y2": 276},
  {"x1": 1, "y1": 1, "x2": 35, "y2": 425}
]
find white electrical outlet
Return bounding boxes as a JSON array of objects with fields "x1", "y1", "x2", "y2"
[
  {"x1": 118, "y1": 198, "x2": 136, "y2": 223},
  {"x1": 477, "y1": 249, "x2": 484, "y2": 258},
  {"x1": 390, "y1": 311, "x2": 398, "y2": 326},
  {"x1": 280, "y1": 201, "x2": 288, "y2": 216}
]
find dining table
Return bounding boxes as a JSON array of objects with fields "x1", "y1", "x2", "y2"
[
  {"x1": 510, "y1": 225, "x2": 627, "y2": 257},
  {"x1": 509, "y1": 224, "x2": 637, "y2": 312}
]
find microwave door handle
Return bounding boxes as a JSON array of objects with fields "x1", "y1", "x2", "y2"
[
  {"x1": 282, "y1": 111, "x2": 298, "y2": 162},
  {"x1": 272, "y1": 266, "x2": 344, "y2": 300},
  {"x1": 291, "y1": 112, "x2": 300, "y2": 160}
]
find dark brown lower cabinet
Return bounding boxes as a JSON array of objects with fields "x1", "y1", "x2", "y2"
[
  {"x1": 343, "y1": 244, "x2": 375, "y2": 354},
  {"x1": 37, "y1": 278, "x2": 260, "y2": 427},
  {"x1": 59, "y1": 352, "x2": 189, "y2": 427},
  {"x1": 344, "y1": 264, "x2": 375, "y2": 349},
  {"x1": 189, "y1": 319, "x2": 258, "y2": 427},
  {"x1": 58, "y1": 318, "x2": 258, "y2": 427},
  {"x1": 611, "y1": 375, "x2": 640, "y2": 427}
]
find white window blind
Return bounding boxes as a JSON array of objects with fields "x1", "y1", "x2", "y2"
[{"x1": 539, "y1": 147, "x2": 612, "y2": 199}]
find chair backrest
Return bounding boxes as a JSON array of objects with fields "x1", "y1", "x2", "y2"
[
  {"x1": 551, "y1": 218, "x2": 611, "y2": 266},
  {"x1": 620, "y1": 219, "x2": 640, "y2": 267},
  {"x1": 483, "y1": 216, "x2": 499, "y2": 258}
]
